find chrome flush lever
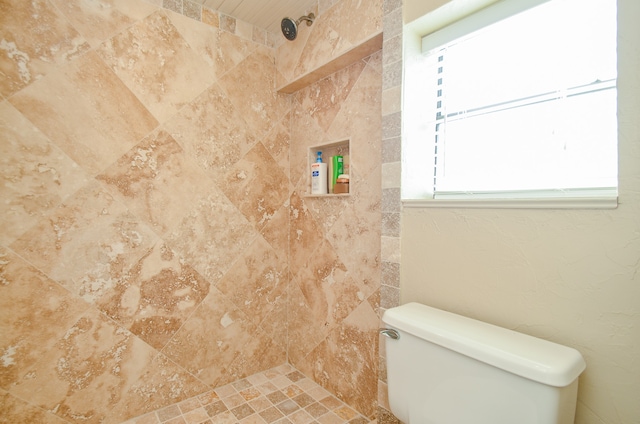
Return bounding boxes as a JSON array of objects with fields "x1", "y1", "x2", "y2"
[{"x1": 379, "y1": 328, "x2": 400, "y2": 340}]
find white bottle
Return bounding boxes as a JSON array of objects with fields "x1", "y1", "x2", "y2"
[{"x1": 311, "y1": 151, "x2": 328, "y2": 194}]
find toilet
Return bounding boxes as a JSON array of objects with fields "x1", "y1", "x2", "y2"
[{"x1": 381, "y1": 302, "x2": 586, "y2": 424}]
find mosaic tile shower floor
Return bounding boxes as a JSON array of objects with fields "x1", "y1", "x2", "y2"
[{"x1": 123, "y1": 364, "x2": 374, "y2": 424}]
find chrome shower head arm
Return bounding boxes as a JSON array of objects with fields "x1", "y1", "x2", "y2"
[{"x1": 297, "y1": 13, "x2": 315, "y2": 26}]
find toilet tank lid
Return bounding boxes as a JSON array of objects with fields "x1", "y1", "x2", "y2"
[{"x1": 382, "y1": 302, "x2": 586, "y2": 387}]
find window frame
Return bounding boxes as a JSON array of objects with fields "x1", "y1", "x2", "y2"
[{"x1": 401, "y1": 0, "x2": 619, "y2": 209}]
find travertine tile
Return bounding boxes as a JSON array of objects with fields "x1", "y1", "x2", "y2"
[
  {"x1": 293, "y1": 0, "x2": 382, "y2": 81},
  {"x1": 262, "y1": 113, "x2": 292, "y2": 179},
  {"x1": 162, "y1": 287, "x2": 284, "y2": 388},
  {"x1": 9, "y1": 51, "x2": 159, "y2": 176},
  {"x1": 97, "y1": 129, "x2": 216, "y2": 236},
  {"x1": 288, "y1": 46, "x2": 382, "y2": 422},
  {"x1": 112, "y1": 352, "x2": 211, "y2": 421},
  {"x1": 166, "y1": 8, "x2": 256, "y2": 78},
  {"x1": 96, "y1": 241, "x2": 211, "y2": 350},
  {"x1": 294, "y1": 238, "x2": 362, "y2": 335},
  {"x1": 220, "y1": 142, "x2": 289, "y2": 231},
  {"x1": 220, "y1": 46, "x2": 290, "y2": 142},
  {"x1": 0, "y1": 391, "x2": 69, "y2": 424},
  {"x1": 8, "y1": 308, "x2": 158, "y2": 423},
  {"x1": 202, "y1": 7, "x2": 220, "y2": 28},
  {"x1": 164, "y1": 82, "x2": 256, "y2": 184},
  {"x1": 9, "y1": 182, "x2": 159, "y2": 304},
  {"x1": 2, "y1": 0, "x2": 384, "y2": 422},
  {"x1": 215, "y1": 236, "x2": 287, "y2": 331},
  {"x1": 259, "y1": 201, "x2": 291, "y2": 264},
  {"x1": 97, "y1": 10, "x2": 215, "y2": 122},
  {"x1": 0, "y1": 0, "x2": 91, "y2": 97},
  {"x1": 49, "y1": 0, "x2": 158, "y2": 47},
  {"x1": 0, "y1": 247, "x2": 89, "y2": 389},
  {"x1": 165, "y1": 187, "x2": 258, "y2": 285},
  {"x1": 0, "y1": 101, "x2": 90, "y2": 245},
  {"x1": 289, "y1": 105, "x2": 327, "y2": 192},
  {"x1": 293, "y1": 59, "x2": 366, "y2": 134},
  {"x1": 286, "y1": 284, "x2": 325, "y2": 374}
]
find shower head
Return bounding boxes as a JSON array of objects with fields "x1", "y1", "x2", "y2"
[{"x1": 281, "y1": 13, "x2": 315, "y2": 41}]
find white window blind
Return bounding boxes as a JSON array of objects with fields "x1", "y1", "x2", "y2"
[{"x1": 403, "y1": 0, "x2": 618, "y2": 207}]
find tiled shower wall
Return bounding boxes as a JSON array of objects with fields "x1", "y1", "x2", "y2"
[
  {"x1": 1, "y1": 0, "x2": 383, "y2": 422},
  {"x1": 1, "y1": 0, "x2": 289, "y2": 422}
]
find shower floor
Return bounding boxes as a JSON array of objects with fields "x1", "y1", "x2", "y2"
[{"x1": 122, "y1": 363, "x2": 374, "y2": 424}]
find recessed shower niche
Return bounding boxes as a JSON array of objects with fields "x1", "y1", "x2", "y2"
[{"x1": 306, "y1": 138, "x2": 350, "y2": 197}]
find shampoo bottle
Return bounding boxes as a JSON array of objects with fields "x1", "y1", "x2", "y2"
[{"x1": 311, "y1": 151, "x2": 328, "y2": 194}]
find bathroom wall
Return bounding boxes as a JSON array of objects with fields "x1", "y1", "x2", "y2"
[
  {"x1": 275, "y1": 0, "x2": 384, "y2": 418},
  {"x1": 398, "y1": 1, "x2": 640, "y2": 424},
  {"x1": 0, "y1": 0, "x2": 291, "y2": 422}
]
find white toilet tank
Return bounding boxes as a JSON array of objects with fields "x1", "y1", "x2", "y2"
[{"x1": 382, "y1": 302, "x2": 586, "y2": 424}]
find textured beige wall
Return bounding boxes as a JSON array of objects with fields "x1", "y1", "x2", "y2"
[{"x1": 400, "y1": 1, "x2": 640, "y2": 423}]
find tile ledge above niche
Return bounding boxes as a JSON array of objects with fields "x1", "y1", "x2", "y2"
[{"x1": 277, "y1": 31, "x2": 383, "y2": 94}]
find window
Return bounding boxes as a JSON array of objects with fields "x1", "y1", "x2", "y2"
[{"x1": 402, "y1": 0, "x2": 618, "y2": 208}]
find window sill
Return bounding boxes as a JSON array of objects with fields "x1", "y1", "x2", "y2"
[{"x1": 402, "y1": 196, "x2": 618, "y2": 210}]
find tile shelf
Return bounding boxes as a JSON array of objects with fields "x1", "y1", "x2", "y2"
[
  {"x1": 276, "y1": 32, "x2": 383, "y2": 94},
  {"x1": 305, "y1": 138, "x2": 350, "y2": 198}
]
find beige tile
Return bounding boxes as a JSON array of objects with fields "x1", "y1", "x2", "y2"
[
  {"x1": 288, "y1": 192, "x2": 324, "y2": 275},
  {"x1": 209, "y1": 410, "x2": 237, "y2": 423},
  {"x1": 198, "y1": 390, "x2": 221, "y2": 405},
  {"x1": 113, "y1": 352, "x2": 211, "y2": 421},
  {"x1": 326, "y1": 53, "x2": 382, "y2": 179},
  {"x1": 128, "y1": 365, "x2": 375, "y2": 424},
  {"x1": 166, "y1": 8, "x2": 255, "y2": 78},
  {"x1": 220, "y1": 142, "x2": 290, "y2": 231},
  {"x1": 164, "y1": 82, "x2": 256, "y2": 185},
  {"x1": 0, "y1": 0, "x2": 91, "y2": 98},
  {"x1": 49, "y1": 0, "x2": 158, "y2": 47},
  {"x1": 286, "y1": 284, "x2": 325, "y2": 374},
  {"x1": 306, "y1": 303, "x2": 380, "y2": 418},
  {"x1": 9, "y1": 181, "x2": 159, "y2": 303},
  {"x1": 124, "y1": 412, "x2": 161, "y2": 424},
  {"x1": 295, "y1": 238, "x2": 363, "y2": 335},
  {"x1": 97, "y1": 129, "x2": 215, "y2": 236},
  {"x1": 222, "y1": 393, "x2": 246, "y2": 409},
  {"x1": 202, "y1": 7, "x2": 219, "y2": 28},
  {"x1": 97, "y1": 10, "x2": 215, "y2": 122},
  {"x1": 259, "y1": 203, "x2": 291, "y2": 264},
  {"x1": 164, "y1": 187, "x2": 258, "y2": 285},
  {"x1": 318, "y1": 411, "x2": 349, "y2": 424},
  {"x1": 8, "y1": 308, "x2": 157, "y2": 424},
  {"x1": 0, "y1": 101, "x2": 90, "y2": 245},
  {"x1": 9, "y1": 51, "x2": 159, "y2": 176},
  {"x1": 183, "y1": 406, "x2": 209, "y2": 423},
  {"x1": 287, "y1": 408, "x2": 314, "y2": 424},
  {"x1": 250, "y1": 397, "x2": 274, "y2": 413},
  {"x1": 96, "y1": 241, "x2": 211, "y2": 350},
  {"x1": 293, "y1": 60, "x2": 366, "y2": 133},
  {"x1": 0, "y1": 391, "x2": 69, "y2": 424},
  {"x1": 162, "y1": 287, "x2": 283, "y2": 388},
  {"x1": 219, "y1": 46, "x2": 290, "y2": 142},
  {"x1": 0, "y1": 247, "x2": 89, "y2": 389},
  {"x1": 276, "y1": 0, "x2": 383, "y2": 89},
  {"x1": 262, "y1": 113, "x2": 291, "y2": 179}
]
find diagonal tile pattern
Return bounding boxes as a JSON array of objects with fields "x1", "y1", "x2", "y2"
[
  {"x1": 122, "y1": 364, "x2": 373, "y2": 424},
  {"x1": 0, "y1": 0, "x2": 383, "y2": 422}
]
